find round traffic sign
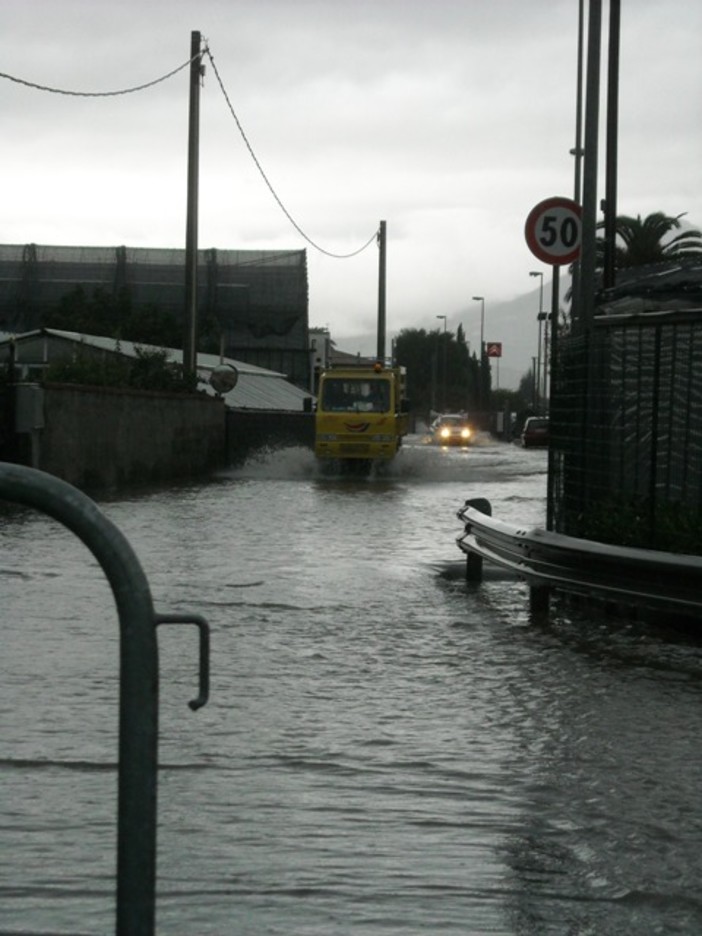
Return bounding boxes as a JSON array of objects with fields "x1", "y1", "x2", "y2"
[{"x1": 525, "y1": 196, "x2": 582, "y2": 265}]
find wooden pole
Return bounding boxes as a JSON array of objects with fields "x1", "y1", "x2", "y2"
[
  {"x1": 183, "y1": 31, "x2": 202, "y2": 375},
  {"x1": 376, "y1": 220, "x2": 386, "y2": 363}
]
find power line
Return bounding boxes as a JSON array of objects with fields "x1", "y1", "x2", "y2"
[
  {"x1": 0, "y1": 55, "x2": 197, "y2": 97},
  {"x1": 204, "y1": 45, "x2": 379, "y2": 260},
  {"x1": 1, "y1": 44, "x2": 380, "y2": 260}
]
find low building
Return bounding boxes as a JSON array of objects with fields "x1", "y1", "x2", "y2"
[{"x1": 0, "y1": 328, "x2": 313, "y2": 411}]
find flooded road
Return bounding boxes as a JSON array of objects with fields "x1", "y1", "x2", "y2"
[{"x1": 2, "y1": 435, "x2": 702, "y2": 934}]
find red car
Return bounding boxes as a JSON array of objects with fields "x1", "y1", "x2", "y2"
[{"x1": 521, "y1": 416, "x2": 549, "y2": 448}]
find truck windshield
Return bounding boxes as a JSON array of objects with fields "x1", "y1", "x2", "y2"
[{"x1": 321, "y1": 378, "x2": 390, "y2": 413}]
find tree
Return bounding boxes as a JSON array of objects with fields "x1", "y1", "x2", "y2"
[
  {"x1": 598, "y1": 211, "x2": 702, "y2": 268},
  {"x1": 42, "y1": 285, "x2": 183, "y2": 349},
  {"x1": 394, "y1": 327, "x2": 481, "y2": 418},
  {"x1": 564, "y1": 211, "x2": 702, "y2": 319}
]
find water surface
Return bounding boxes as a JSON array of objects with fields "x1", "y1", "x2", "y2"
[{"x1": 2, "y1": 436, "x2": 701, "y2": 934}]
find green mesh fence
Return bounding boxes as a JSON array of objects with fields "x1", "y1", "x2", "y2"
[
  {"x1": 550, "y1": 309, "x2": 702, "y2": 553},
  {"x1": 0, "y1": 244, "x2": 310, "y2": 389}
]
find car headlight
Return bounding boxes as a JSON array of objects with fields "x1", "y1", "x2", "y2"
[
  {"x1": 461, "y1": 428, "x2": 471, "y2": 439},
  {"x1": 440, "y1": 427, "x2": 450, "y2": 438}
]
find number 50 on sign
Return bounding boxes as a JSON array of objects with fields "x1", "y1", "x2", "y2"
[{"x1": 525, "y1": 196, "x2": 582, "y2": 265}]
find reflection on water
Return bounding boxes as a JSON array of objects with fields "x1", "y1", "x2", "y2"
[{"x1": 2, "y1": 438, "x2": 701, "y2": 934}]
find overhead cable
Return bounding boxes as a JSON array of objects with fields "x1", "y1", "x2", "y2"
[
  {"x1": 1, "y1": 44, "x2": 380, "y2": 260},
  {"x1": 204, "y1": 46, "x2": 379, "y2": 260},
  {"x1": 0, "y1": 55, "x2": 197, "y2": 97}
]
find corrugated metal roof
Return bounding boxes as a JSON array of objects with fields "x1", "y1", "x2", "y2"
[{"x1": 0, "y1": 328, "x2": 314, "y2": 412}]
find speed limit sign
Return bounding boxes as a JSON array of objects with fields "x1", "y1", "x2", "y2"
[{"x1": 525, "y1": 196, "x2": 582, "y2": 265}]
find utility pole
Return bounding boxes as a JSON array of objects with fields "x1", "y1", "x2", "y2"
[
  {"x1": 183, "y1": 30, "x2": 203, "y2": 376},
  {"x1": 376, "y1": 220, "x2": 387, "y2": 363}
]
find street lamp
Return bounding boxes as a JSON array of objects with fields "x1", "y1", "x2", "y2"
[
  {"x1": 529, "y1": 271, "x2": 544, "y2": 410},
  {"x1": 436, "y1": 315, "x2": 447, "y2": 411},
  {"x1": 471, "y1": 297, "x2": 485, "y2": 355},
  {"x1": 472, "y1": 297, "x2": 485, "y2": 409}
]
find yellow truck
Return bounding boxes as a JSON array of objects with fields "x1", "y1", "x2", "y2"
[{"x1": 314, "y1": 363, "x2": 409, "y2": 467}]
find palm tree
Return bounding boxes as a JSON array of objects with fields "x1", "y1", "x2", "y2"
[
  {"x1": 563, "y1": 211, "x2": 702, "y2": 324},
  {"x1": 598, "y1": 212, "x2": 702, "y2": 268}
]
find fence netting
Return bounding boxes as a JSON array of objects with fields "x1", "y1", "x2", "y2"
[{"x1": 550, "y1": 309, "x2": 702, "y2": 552}]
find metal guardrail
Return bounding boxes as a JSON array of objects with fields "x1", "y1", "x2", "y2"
[
  {"x1": 457, "y1": 497, "x2": 702, "y2": 621},
  {"x1": 0, "y1": 462, "x2": 210, "y2": 936}
]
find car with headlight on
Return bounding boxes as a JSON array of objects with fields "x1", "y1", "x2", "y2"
[{"x1": 430, "y1": 414, "x2": 474, "y2": 446}]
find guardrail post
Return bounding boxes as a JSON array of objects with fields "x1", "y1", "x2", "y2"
[
  {"x1": 529, "y1": 584, "x2": 551, "y2": 615},
  {"x1": 463, "y1": 498, "x2": 491, "y2": 581}
]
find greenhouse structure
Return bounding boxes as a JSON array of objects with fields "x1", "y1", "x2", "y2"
[{"x1": 0, "y1": 243, "x2": 310, "y2": 390}]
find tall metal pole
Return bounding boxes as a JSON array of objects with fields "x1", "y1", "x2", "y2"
[
  {"x1": 532, "y1": 356, "x2": 538, "y2": 409},
  {"x1": 570, "y1": 0, "x2": 585, "y2": 324},
  {"x1": 529, "y1": 271, "x2": 543, "y2": 410},
  {"x1": 472, "y1": 296, "x2": 485, "y2": 410},
  {"x1": 184, "y1": 30, "x2": 202, "y2": 375},
  {"x1": 546, "y1": 265, "x2": 560, "y2": 530},
  {"x1": 436, "y1": 314, "x2": 447, "y2": 410},
  {"x1": 376, "y1": 220, "x2": 387, "y2": 363},
  {"x1": 579, "y1": 0, "x2": 603, "y2": 332},
  {"x1": 603, "y1": 0, "x2": 621, "y2": 290}
]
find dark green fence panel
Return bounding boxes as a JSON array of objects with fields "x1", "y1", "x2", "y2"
[{"x1": 550, "y1": 309, "x2": 702, "y2": 553}]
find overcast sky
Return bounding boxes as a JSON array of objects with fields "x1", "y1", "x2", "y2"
[{"x1": 2, "y1": 0, "x2": 701, "y2": 384}]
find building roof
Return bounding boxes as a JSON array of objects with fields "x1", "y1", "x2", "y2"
[{"x1": 0, "y1": 328, "x2": 313, "y2": 411}]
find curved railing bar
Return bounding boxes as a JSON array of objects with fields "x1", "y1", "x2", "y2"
[
  {"x1": 0, "y1": 462, "x2": 209, "y2": 936},
  {"x1": 457, "y1": 496, "x2": 702, "y2": 619}
]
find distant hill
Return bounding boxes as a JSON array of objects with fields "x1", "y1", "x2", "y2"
[{"x1": 333, "y1": 277, "x2": 569, "y2": 391}]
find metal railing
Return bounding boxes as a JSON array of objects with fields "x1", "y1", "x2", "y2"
[
  {"x1": 0, "y1": 462, "x2": 210, "y2": 936},
  {"x1": 457, "y1": 497, "x2": 702, "y2": 621}
]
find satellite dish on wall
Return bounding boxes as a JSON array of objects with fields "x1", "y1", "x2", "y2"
[{"x1": 209, "y1": 364, "x2": 239, "y2": 394}]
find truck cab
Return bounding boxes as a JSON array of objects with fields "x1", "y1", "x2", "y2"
[{"x1": 314, "y1": 363, "x2": 409, "y2": 465}]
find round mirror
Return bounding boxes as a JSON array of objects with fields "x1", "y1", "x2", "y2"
[{"x1": 209, "y1": 364, "x2": 239, "y2": 394}]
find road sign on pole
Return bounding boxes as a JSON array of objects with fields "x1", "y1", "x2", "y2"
[
  {"x1": 486, "y1": 342, "x2": 502, "y2": 358},
  {"x1": 525, "y1": 196, "x2": 582, "y2": 265}
]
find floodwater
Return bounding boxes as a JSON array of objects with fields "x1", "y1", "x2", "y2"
[{"x1": 2, "y1": 435, "x2": 702, "y2": 935}]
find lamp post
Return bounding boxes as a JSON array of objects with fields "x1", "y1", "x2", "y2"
[
  {"x1": 471, "y1": 296, "x2": 485, "y2": 354},
  {"x1": 532, "y1": 356, "x2": 538, "y2": 409},
  {"x1": 472, "y1": 296, "x2": 485, "y2": 409},
  {"x1": 529, "y1": 271, "x2": 544, "y2": 411},
  {"x1": 436, "y1": 315, "x2": 447, "y2": 411}
]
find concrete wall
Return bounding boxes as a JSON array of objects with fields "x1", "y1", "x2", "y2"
[
  {"x1": 0, "y1": 384, "x2": 316, "y2": 490},
  {"x1": 34, "y1": 383, "x2": 226, "y2": 492}
]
